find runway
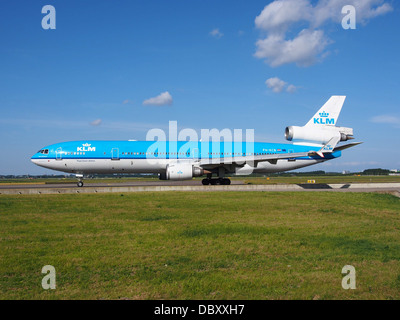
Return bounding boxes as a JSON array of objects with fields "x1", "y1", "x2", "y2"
[
  {"x1": 1, "y1": 181, "x2": 399, "y2": 196},
  {"x1": 0, "y1": 179, "x2": 237, "y2": 189}
]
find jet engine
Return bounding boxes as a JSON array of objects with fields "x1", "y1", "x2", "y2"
[
  {"x1": 159, "y1": 163, "x2": 204, "y2": 180},
  {"x1": 285, "y1": 125, "x2": 353, "y2": 144}
]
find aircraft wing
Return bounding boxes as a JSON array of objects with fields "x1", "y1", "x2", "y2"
[{"x1": 199, "y1": 151, "x2": 312, "y2": 168}]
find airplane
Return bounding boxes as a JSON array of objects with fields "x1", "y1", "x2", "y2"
[{"x1": 31, "y1": 96, "x2": 361, "y2": 187}]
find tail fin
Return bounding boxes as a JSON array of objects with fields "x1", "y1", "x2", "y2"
[{"x1": 305, "y1": 96, "x2": 346, "y2": 127}]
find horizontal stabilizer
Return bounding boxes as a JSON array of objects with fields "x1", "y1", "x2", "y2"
[{"x1": 333, "y1": 142, "x2": 363, "y2": 151}]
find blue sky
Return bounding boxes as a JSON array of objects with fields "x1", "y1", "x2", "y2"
[{"x1": 0, "y1": 0, "x2": 399, "y2": 175}]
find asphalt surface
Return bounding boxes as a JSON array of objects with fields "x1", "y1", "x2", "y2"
[
  {"x1": 0, "y1": 180, "x2": 244, "y2": 189},
  {"x1": 0, "y1": 181, "x2": 399, "y2": 196}
]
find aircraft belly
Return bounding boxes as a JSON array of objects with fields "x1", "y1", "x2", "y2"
[
  {"x1": 70, "y1": 158, "x2": 169, "y2": 174},
  {"x1": 255, "y1": 159, "x2": 324, "y2": 173}
]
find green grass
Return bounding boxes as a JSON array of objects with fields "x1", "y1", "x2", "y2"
[{"x1": 0, "y1": 192, "x2": 399, "y2": 300}]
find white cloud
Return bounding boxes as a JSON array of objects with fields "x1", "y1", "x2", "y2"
[
  {"x1": 369, "y1": 3, "x2": 393, "y2": 18},
  {"x1": 266, "y1": 77, "x2": 287, "y2": 93},
  {"x1": 254, "y1": 0, "x2": 392, "y2": 67},
  {"x1": 266, "y1": 77, "x2": 298, "y2": 93},
  {"x1": 255, "y1": 0, "x2": 312, "y2": 33},
  {"x1": 122, "y1": 99, "x2": 133, "y2": 105},
  {"x1": 255, "y1": 29, "x2": 330, "y2": 67},
  {"x1": 312, "y1": 0, "x2": 393, "y2": 27},
  {"x1": 286, "y1": 84, "x2": 298, "y2": 93},
  {"x1": 210, "y1": 28, "x2": 223, "y2": 39},
  {"x1": 371, "y1": 115, "x2": 400, "y2": 126},
  {"x1": 90, "y1": 119, "x2": 102, "y2": 126},
  {"x1": 143, "y1": 91, "x2": 173, "y2": 106},
  {"x1": 256, "y1": 0, "x2": 393, "y2": 30}
]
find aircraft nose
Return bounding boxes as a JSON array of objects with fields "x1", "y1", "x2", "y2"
[
  {"x1": 31, "y1": 155, "x2": 48, "y2": 169},
  {"x1": 31, "y1": 153, "x2": 40, "y2": 165}
]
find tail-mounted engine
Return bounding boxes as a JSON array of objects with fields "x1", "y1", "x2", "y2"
[{"x1": 285, "y1": 125, "x2": 353, "y2": 144}]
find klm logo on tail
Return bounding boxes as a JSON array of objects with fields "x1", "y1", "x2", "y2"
[{"x1": 314, "y1": 111, "x2": 335, "y2": 125}]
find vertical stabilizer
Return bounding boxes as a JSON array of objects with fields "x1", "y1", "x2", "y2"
[{"x1": 305, "y1": 96, "x2": 346, "y2": 127}]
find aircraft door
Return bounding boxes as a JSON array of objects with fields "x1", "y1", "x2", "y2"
[
  {"x1": 56, "y1": 147, "x2": 62, "y2": 160},
  {"x1": 111, "y1": 148, "x2": 119, "y2": 160}
]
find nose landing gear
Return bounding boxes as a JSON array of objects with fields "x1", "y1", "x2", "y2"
[{"x1": 76, "y1": 174, "x2": 84, "y2": 187}]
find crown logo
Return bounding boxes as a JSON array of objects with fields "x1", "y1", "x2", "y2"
[
  {"x1": 319, "y1": 111, "x2": 329, "y2": 117},
  {"x1": 82, "y1": 143, "x2": 91, "y2": 147}
]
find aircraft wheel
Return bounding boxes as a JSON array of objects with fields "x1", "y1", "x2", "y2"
[
  {"x1": 202, "y1": 179, "x2": 210, "y2": 185},
  {"x1": 77, "y1": 181, "x2": 84, "y2": 187},
  {"x1": 219, "y1": 178, "x2": 230, "y2": 185}
]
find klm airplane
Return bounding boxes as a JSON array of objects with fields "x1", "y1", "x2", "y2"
[{"x1": 31, "y1": 96, "x2": 361, "y2": 187}]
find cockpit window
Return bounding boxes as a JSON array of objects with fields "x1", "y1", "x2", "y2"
[{"x1": 38, "y1": 149, "x2": 49, "y2": 154}]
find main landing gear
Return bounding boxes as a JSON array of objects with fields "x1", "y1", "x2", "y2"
[
  {"x1": 201, "y1": 178, "x2": 231, "y2": 185},
  {"x1": 201, "y1": 170, "x2": 231, "y2": 185}
]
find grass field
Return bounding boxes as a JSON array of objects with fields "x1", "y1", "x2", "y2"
[{"x1": 1, "y1": 191, "x2": 399, "y2": 300}]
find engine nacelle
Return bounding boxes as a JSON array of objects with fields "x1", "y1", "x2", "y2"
[
  {"x1": 285, "y1": 126, "x2": 353, "y2": 144},
  {"x1": 159, "y1": 163, "x2": 204, "y2": 181}
]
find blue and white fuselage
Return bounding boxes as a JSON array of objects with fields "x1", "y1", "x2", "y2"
[
  {"x1": 31, "y1": 140, "x2": 340, "y2": 174},
  {"x1": 31, "y1": 96, "x2": 360, "y2": 186}
]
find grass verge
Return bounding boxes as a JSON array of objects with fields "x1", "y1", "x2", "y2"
[{"x1": 0, "y1": 191, "x2": 399, "y2": 299}]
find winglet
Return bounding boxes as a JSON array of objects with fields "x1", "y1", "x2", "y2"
[{"x1": 312, "y1": 135, "x2": 341, "y2": 158}]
